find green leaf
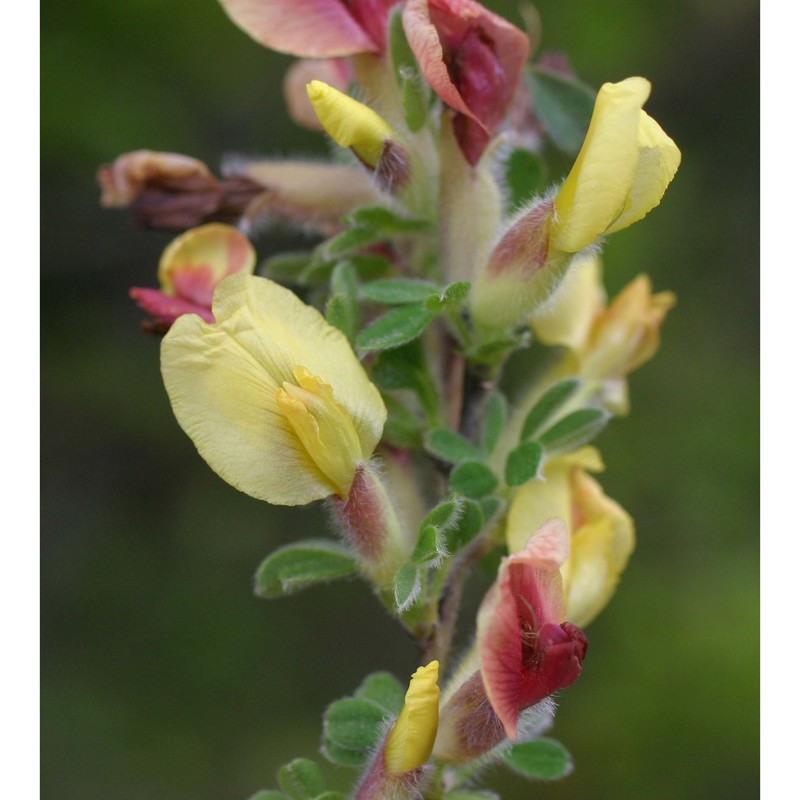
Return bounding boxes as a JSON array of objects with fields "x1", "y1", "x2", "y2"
[
  {"x1": 425, "y1": 281, "x2": 471, "y2": 311},
  {"x1": 530, "y1": 67, "x2": 596, "y2": 155},
  {"x1": 354, "y1": 672, "x2": 405, "y2": 716},
  {"x1": 360, "y1": 278, "x2": 438, "y2": 305},
  {"x1": 247, "y1": 792, "x2": 289, "y2": 800},
  {"x1": 356, "y1": 304, "x2": 435, "y2": 352},
  {"x1": 389, "y1": 7, "x2": 418, "y2": 75},
  {"x1": 449, "y1": 498, "x2": 484, "y2": 550},
  {"x1": 505, "y1": 441, "x2": 544, "y2": 487},
  {"x1": 254, "y1": 540, "x2": 357, "y2": 599},
  {"x1": 322, "y1": 698, "x2": 387, "y2": 767},
  {"x1": 412, "y1": 524, "x2": 449, "y2": 567},
  {"x1": 445, "y1": 792, "x2": 501, "y2": 800},
  {"x1": 259, "y1": 252, "x2": 314, "y2": 282},
  {"x1": 481, "y1": 391, "x2": 508, "y2": 455},
  {"x1": 277, "y1": 759, "x2": 326, "y2": 800},
  {"x1": 420, "y1": 496, "x2": 464, "y2": 532},
  {"x1": 319, "y1": 226, "x2": 384, "y2": 259},
  {"x1": 504, "y1": 148, "x2": 548, "y2": 209},
  {"x1": 400, "y1": 69, "x2": 428, "y2": 132},
  {"x1": 348, "y1": 205, "x2": 430, "y2": 234},
  {"x1": 313, "y1": 793, "x2": 345, "y2": 800},
  {"x1": 480, "y1": 496, "x2": 504, "y2": 522},
  {"x1": 449, "y1": 462, "x2": 498, "y2": 499},
  {"x1": 325, "y1": 262, "x2": 360, "y2": 343},
  {"x1": 520, "y1": 379, "x2": 582, "y2": 441},
  {"x1": 425, "y1": 429, "x2": 481, "y2": 464},
  {"x1": 539, "y1": 408, "x2": 610, "y2": 454},
  {"x1": 381, "y1": 395, "x2": 424, "y2": 448},
  {"x1": 394, "y1": 562, "x2": 421, "y2": 612},
  {"x1": 502, "y1": 738, "x2": 573, "y2": 780}
]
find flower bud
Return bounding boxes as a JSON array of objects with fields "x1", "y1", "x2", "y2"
[
  {"x1": 354, "y1": 661, "x2": 440, "y2": 799},
  {"x1": 97, "y1": 150, "x2": 262, "y2": 230},
  {"x1": 307, "y1": 79, "x2": 395, "y2": 168},
  {"x1": 469, "y1": 197, "x2": 571, "y2": 328},
  {"x1": 130, "y1": 223, "x2": 255, "y2": 331}
]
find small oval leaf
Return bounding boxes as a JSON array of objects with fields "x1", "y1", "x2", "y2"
[
  {"x1": 448, "y1": 462, "x2": 498, "y2": 499},
  {"x1": 539, "y1": 408, "x2": 610, "y2": 454},
  {"x1": 502, "y1": 737, "x2": 573, "y2": 780},
  {"x1": 254, "y1": 540, "x2": 357, "y2": 599},
  {"x1": 505, "y1": 441, "x2": 544, "y2": 487},
  {"x1": 521, "y1": 379, "x2": 582, "y2": 441},
  {"x1": 356, "y1": 304, "x2": 435, "y2": 351}
]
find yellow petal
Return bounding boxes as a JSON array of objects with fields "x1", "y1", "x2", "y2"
[
  {"x1": 306, "y1": 80, "x2": 393, "y2": 166},
  {"x1": 161, "y1": 274, "x2": 386, "y2": 505},
  {"x1": 551, "y1": 77, "x2": 652, "y2": 253},
  {"x1": 385, "y1": 661, "x2": 440, "y2": 774},
  {"x1": 605, "y1": 111, "x2": 681, "y2": 235},
  {"x1": 506, "y1": 448, "x2": 603, "y2": 554},
  {"x1": 506, "y1": 447, "x2": 635, "y2": 626},
  {"x1": 276, "y1": 367, "x2": 365, "y2": 498},
  {"x1": 561, "y1": 471, "x2": 635, "y2": 627},
  {"x1": 158, "y1": 223, "x2": 256, "y2": 302},
  {"x1": 580, "y1": 274, "x2": 676, "y2": 380},
  {"x1": 530, "y1": 252, "x2": 606, "y2": 350}
]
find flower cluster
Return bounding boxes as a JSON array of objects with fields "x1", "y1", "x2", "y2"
[{"x1": 100, "y1": 1, "x2": 679, "y2": 797}]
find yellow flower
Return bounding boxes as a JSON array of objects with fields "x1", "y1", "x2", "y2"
[
  {"x1": 306, "y1": 80, "x2": 393, "y2": 167},
  {"x1": 531, "y1": 254, "x2": 676, "y2": 413},
  {"x1": 470, "y1": 77, "x2": 679, "y2": 329},
  {"x1": 506, "y1": 448, "x2": 634, "y2": 627},
  {"x1": 551, "y1": 77, "x2": 681, "y2": 254},
  {"x1": 161, "y1": 273, "x2": 386, "y2": 505},
  {"x1": 385, "y1": 661, "x2": 440, "y2": 774}
]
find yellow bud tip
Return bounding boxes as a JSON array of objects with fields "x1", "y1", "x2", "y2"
[
  {"x1": 305, "y1": 80, "x2": 393, "y2": 168},
  {"x1": 385, "y1": 661, "x2": 440, "y2": 774}
]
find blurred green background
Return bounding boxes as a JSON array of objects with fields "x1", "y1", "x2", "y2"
[{"x1": 41, "y1": 1, "x2": 758, "y2": 798}]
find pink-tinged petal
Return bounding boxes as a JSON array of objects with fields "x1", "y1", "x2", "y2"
[
  {"x1": 218, "y1": 0, "x2": 379, "y2": 57},
  {"x1": 129, "y1": 287, "x2": 215, "y2": 325},
  {"x1": 478, "y1": 519, "x2": 586, "y2": 738},
  {"x1": 158, "y1": 223, "x2": 256, "y2": 307},
  {"x1": 403, "y1": 0, "x2": 529, "y2": 163}
]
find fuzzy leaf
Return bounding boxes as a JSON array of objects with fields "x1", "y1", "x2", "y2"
[
  {"x1": 539, "y1": 408, "x2": 610, "y2": 454},
  {"x1": 449, "y1": 462, "x2": 498, "y2": 499},
  {"x1": 502, "y1": 737, "x2": 573, "y2": 780},
  {"x1": 360, "y1": 278, "x2": 438, "y2": 305},
  {"x1": 348, "y1": 205, "x2": 430, "y2": 234},
  {"x1": 322, "y1": 698, "x2": 387, "y2": 767},
  {"x1": 325, "y1": 262, "x2": 359, "y2": 343},
  {"x1": 426, "y1": 281, "x2": 471, "y2": 311},
  {"x1": 425, "y1": 429, "x2": 481, "y2": 464},
  {"x1": 247, "y1": 792, "x2": 289, "y2": 800},
  {"x1": 254, "y1": 540, "x2": 357, "y2": 599},
  {"x1": 400, "y1": 68, "x2": 428, "y2": 132},
  {"x1": 259, "y1": 252, "x2": 314, "y2": 282},
  {"x1": 505, "y1": 441, "x2": 544, "y2": 487},
  {"x1": 480, "y1": 496, "x2": 504, "y2": 522},
  {"x1": 449, "y1": 498, "x2": 484, "y2": 550},
  {"x1": 520, "y1": 379, "x2": 582, "y2": 441},
  {"x1": 481, "y1": 391, "x2": 508, "y2": 455},
  {"x1": 412, "y1": 525, "x2": 449, "y2": 567},
  {"x1": 381, "y1": 395, "x2": 424, "y2": 448},
  {"x1": 505, "y1": 148, "x2": 548, "y2": 209},
  {"x1": 394, "y1": 562, "x2": 421, "y2": 611},
  {"x1": 277, "y1": 759, "x2": 326, "y2": 800},
  {"x1": 354, "y1": 672, "x2": 405, "y2": 716},
  {"x1": 530, "y1": 67, "x2": 596, "y2": 155},
  {"x1": 317, "y1": 227, "x2": 384, "y2": 261},
  {"x1": 356, "y1": 304, "x2": 435, "y2": 351}
]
